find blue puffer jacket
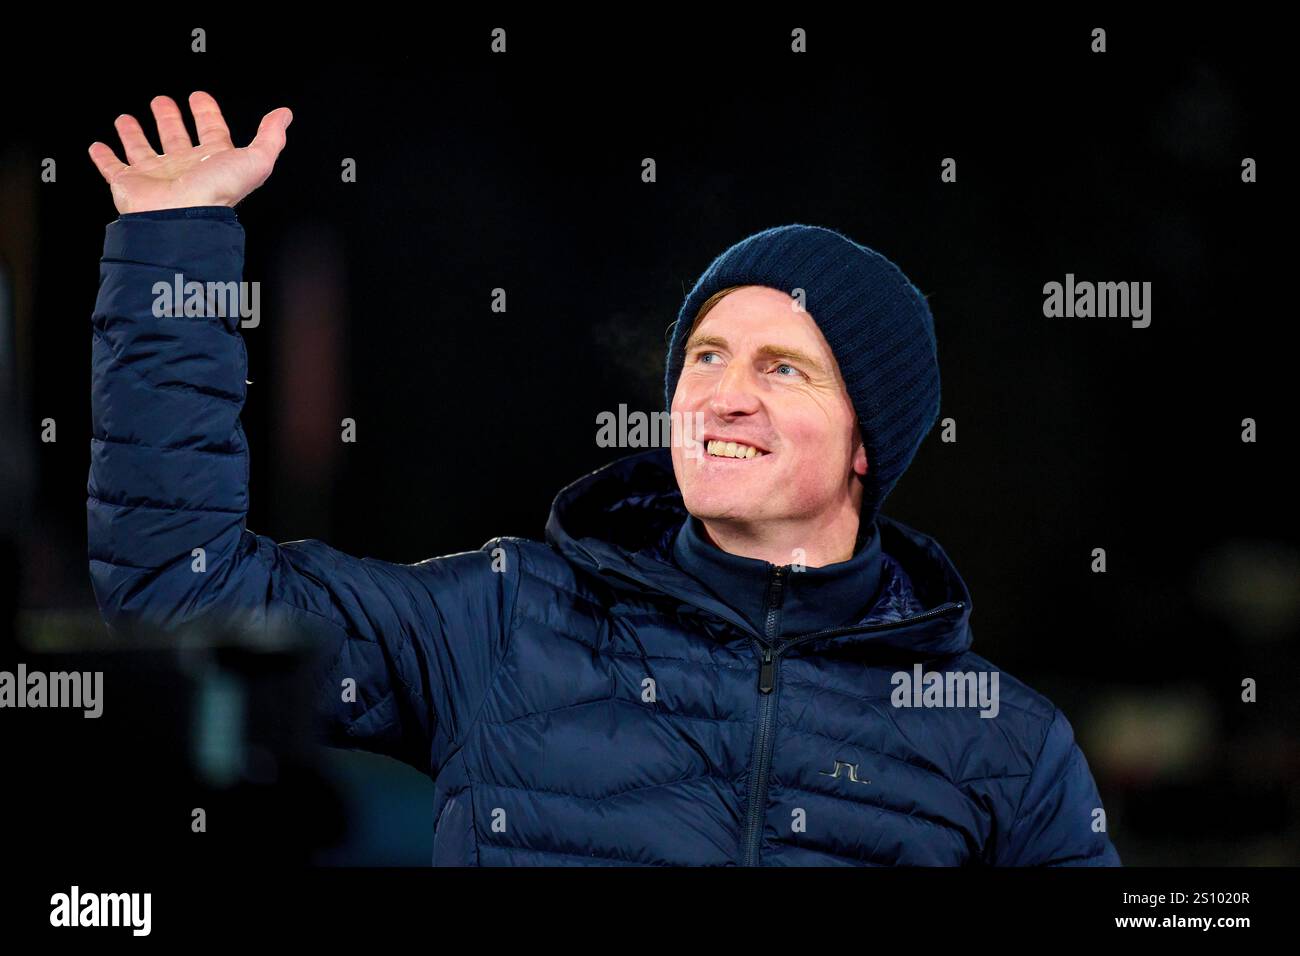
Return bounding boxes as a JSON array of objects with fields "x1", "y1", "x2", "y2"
[{"x1": 87, "y1": 207, "x2": 1121, "y2": 866}]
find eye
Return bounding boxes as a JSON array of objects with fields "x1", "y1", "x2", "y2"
[
  {"x1": 772, "y1": 362, "x2": 802, "y2": 378},
  {"x1": 696, "y1": 351, "x2": 720, "y2": 365}
]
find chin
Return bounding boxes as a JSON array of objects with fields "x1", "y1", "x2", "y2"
[{"x1": 682, "y1": 490, "x2": 763, "y2": 523}]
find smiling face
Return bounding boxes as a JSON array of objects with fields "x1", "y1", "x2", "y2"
[{"x1": 670, "y1": 285, "x2": 868, "y2": 549}]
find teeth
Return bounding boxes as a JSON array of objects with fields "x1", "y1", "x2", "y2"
[{"x1": 707, "y1": 440, "x2": 765, "y2": 459}]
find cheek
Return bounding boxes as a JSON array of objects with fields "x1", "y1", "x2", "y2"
[
  {"x1": 675, "y1": 373, "x2": 710, "y2": 407},
  {"x1": 778, "y1": 425, "x2": 851, "y2": 492},
  {"x1": 670, "y1": 439, "x2": 693, "y2": 481}
]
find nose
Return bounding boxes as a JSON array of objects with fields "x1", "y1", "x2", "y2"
[{"x1": 709, "y1": 359, "x2": 762, "y2": 420}]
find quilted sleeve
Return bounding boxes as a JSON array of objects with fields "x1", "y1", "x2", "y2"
[
  {"x1": 993, "y1": 707, "x2": 1123, "y2": 866},
  {"x1": 86, "y1": 206, "x2": 517, "y2": 777}
]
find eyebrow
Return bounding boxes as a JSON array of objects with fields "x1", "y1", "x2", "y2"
[{"x1": 684, "y1": 334, "x2": 829, "y2": 377}]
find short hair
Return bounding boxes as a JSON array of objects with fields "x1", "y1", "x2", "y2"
[{"x1": 684, "y1": 284, "x2": 748, "y2": 342}]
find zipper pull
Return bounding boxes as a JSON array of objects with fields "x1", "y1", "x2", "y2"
[{"x1": 759, "y1": 646, "x2": 775, "y2": 694}]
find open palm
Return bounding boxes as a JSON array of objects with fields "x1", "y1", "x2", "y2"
[{"x1": 89, "y1": 91, "x2": 292, "y2": 214}]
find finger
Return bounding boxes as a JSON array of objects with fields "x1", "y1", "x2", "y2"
[
  {"x1": 87, "y1": 142, "x2": 128, "y2": 183},
  {"x1": 246, "y1": 107, "x2": 293, "y2": 164},
  {"x1": 149, "y1": 94, "x2": 194, "y2": 153},
  {"x1": 113, "y1": 114, "x2": 159, "y2": 165},
  {"x1": 188, "y1": 90, "x2": 233, "y2": 148}
]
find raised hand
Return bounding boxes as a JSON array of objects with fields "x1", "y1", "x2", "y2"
[{"x1": 88, "y1": 91, "x2": 292, "y2": 214}]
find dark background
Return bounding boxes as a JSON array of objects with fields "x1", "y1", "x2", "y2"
[{"x1": 0, "y1": 14, "x2": 1294, "y2": 867}]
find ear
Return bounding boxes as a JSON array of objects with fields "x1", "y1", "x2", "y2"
[{"x1": 852, "y1": 431, "x2": 869, "y2": 478}]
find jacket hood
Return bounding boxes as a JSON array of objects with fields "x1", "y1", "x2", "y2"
[{"x1": 544, "y1": 448, "x2": 973, "y2": 658}]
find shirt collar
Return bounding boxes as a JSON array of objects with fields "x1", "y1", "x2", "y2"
[{"x1": 670, "y1": 513, "x2": 885, "y2": 639}]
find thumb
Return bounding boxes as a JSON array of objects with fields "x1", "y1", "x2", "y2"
[{"x1": 248, "y1": 107, "x2": 293, "y2": 163}]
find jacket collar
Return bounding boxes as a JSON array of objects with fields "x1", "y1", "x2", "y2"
[
  {"x1": 670, "y1": 513, "x2": 886, "y2": 640},
  {"x1": 544, "y1": 448, "x2": 972, "y2": 657}
]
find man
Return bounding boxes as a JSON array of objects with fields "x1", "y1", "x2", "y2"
[{"x1": 86, "y1": 92, "x2": 1121, "y2": 866}]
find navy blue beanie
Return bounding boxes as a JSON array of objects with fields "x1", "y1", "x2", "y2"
[{"x1": 663, "y1": 223, "x2": 941, "y2": 525}]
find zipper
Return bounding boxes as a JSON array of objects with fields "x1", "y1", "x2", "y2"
[
  {"x1": 758, "y1": 645, "x2": 775, "y2": 693},
  {"x1": 738, "y1": 592, "x2": 965, "y2": 866},
  {"x1": 740, "y1": 565, "x2": 786, "y2": 866},
  {"x1": 763, "y1": 566, "x2": 786, "y2": 640}
]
